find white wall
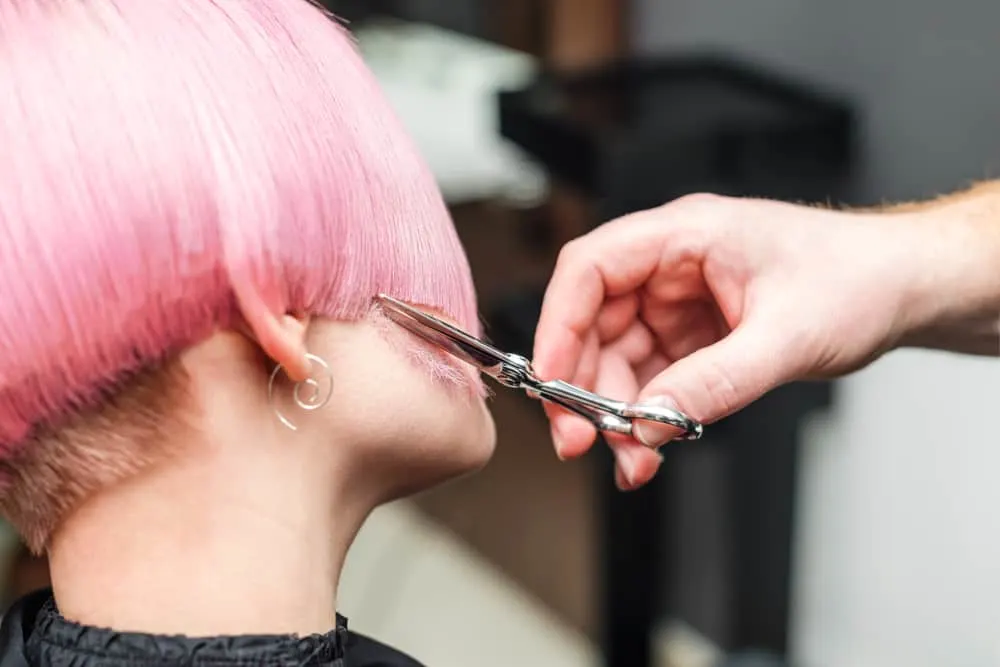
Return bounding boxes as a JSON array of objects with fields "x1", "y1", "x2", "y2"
[
  {"x1": 634, "y1": 2, "x2": 1000, "y2": 665},
  {"x1": 796, "y1": 353, "x2": 1000, "y2": 667}
]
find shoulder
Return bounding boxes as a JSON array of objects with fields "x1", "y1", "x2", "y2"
[{"x1": 345, "y1": 630, "x2": 425, "y2": 667}]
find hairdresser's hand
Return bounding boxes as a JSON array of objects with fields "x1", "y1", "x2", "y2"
[{"x1": 533, "y1": 193, "x2": 971, "y2": 490}]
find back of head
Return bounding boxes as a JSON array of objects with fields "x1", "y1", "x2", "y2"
[{"x1": 0, "y1": 0, "x2": 477, "y2": 550}]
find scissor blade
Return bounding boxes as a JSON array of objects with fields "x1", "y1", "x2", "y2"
[{"x1": 375, "y1": 295, "x2": 508, "y2": 375}]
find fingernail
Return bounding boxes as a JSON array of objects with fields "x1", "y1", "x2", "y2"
[
  {"x1": 616, "y1": 450, "x2": 638, "y2": 487},
  {"x1": 554, "y1": 441, "x2": 567, "y2": 461},
  {"x1": 633, "y1": 395, "x2": 685, "y2": 449},
  {"x1": 614, "y1": 465, "x2": 636, "y2": 492},
  {"x1": 614, "y1": 466, "x2": 626, "y2": 491},
  {"x1": 552, "y1": 426, "x2": 566, "y2": 460}
]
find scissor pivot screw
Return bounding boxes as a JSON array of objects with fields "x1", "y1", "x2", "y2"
[{"x1": 497, "y1": 354, "x2": 533, "y2": 387}]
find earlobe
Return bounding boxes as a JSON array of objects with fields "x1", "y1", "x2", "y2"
[{"x1": 231, "y1": 275, "x2": 312, "y2": 382}]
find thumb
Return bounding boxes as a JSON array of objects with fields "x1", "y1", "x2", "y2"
[{"x1": 633, "y1": 325, "x2": 795, "y2": 447}]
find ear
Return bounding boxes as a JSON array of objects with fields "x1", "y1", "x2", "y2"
[{"x1": 231, "y1": 275, "x2": 312, "y2": 383}]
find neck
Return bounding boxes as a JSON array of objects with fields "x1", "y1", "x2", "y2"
[{"x1": 48, "y1": 418, "x2": 373, "y2": 637}]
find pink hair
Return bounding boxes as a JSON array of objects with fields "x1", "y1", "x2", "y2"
[{"x1": 0, "y1": 0, "x2": 478, "y2": 457}]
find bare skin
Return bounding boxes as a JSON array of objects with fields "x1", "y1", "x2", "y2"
[
  {"x1": 533, "y1": 184, "x2": 1000, "y2": 490},
  {"x1": 49, "y1": 317, "x2": 496, "y2": 637}
]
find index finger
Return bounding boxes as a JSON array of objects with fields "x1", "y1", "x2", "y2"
[{"x1": 532, "y1": 206, "x2": 708, "y2": 383}]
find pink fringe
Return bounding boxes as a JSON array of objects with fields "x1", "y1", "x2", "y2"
[{"x1": 0, "y1": 0, "x2": 479, "y2": 455}]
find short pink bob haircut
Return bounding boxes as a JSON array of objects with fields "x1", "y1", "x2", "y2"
[{"x1": 0, "y1": 0, "x2": 477, "y2": 550}]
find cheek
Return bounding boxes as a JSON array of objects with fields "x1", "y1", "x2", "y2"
[
  {"x1": 393, "y1": 370, "x2": 495, "y2": 449},
  {"x1": 367, "y1": 308, "x2": 487, "y2": 399},
  {"x1": 397, "y1": 340, "x2": 486, "y2": 398},
  {"x1": 312, "y1": 317, "x2": 496, "y2": 482},
  {"x1": 359, "y1": 365, "x2": 497, "y2": 482}
]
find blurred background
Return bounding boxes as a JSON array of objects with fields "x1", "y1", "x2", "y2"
[{"x1": 3, "y1": 1, "x2": 1000, "y2": 666}]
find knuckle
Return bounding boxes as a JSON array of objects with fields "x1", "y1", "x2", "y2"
[
  {"x1": 696, "y1": 359, "x2": 745, "y2": 418},
  {"x1": 656, "y1": 192, "x2": 736, "y2": 243},
  {"x1": 555, "y1": 236, "x2": 587, "y2": 269},
  {"x1": 708, "y1": 375, "x2": 743, "y2": 417},
  {"x1": 669, "y1": 191, "x2": 728, "y2": 213}
]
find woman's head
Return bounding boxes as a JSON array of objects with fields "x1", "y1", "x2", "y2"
[{"x1": 0, "y1": 0, "x2": 495, "y2": 551}]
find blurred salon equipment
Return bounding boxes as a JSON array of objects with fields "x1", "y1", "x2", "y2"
[{"x1": 323, "y1": 0, "x2": 548, "y2": 206}]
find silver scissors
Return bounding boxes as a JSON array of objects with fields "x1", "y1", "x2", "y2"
[{"x1": 375, "y1": 294, "x2": 703, "y2": 446}]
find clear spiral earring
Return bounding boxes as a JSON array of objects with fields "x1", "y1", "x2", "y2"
[{"x1": 267, "y1": 353, "x2": 334, "y2": 431}]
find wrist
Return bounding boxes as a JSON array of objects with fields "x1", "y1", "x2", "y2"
[{"x1": 893, "y1": 193, "x2": 1000, "y2": 354}]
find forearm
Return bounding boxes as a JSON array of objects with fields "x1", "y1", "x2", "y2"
[{"x1": 892, "y1": 182, "x2": 1000, "y2": 356}]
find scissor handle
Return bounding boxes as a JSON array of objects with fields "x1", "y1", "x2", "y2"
[
  {"x1": 530, "y1": 379, "x2": 703, "y2": 445},
  {"x1": 531, "y1": 380, "x2": 634, "y2": 435},
  {"x1": 621, "y1": 403, "x2": 703, "y2": 441}
]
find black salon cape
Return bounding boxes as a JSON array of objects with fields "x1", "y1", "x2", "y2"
[{"x1": 0, "y1": 589, "x2": 424, "y2": 667}]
